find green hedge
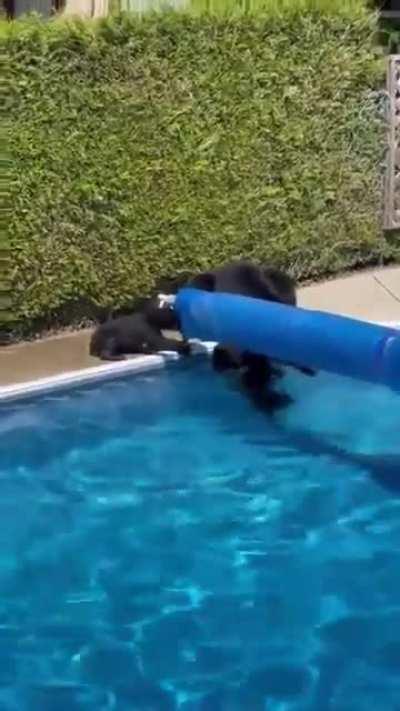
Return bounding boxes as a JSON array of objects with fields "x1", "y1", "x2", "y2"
[{"x1": 4, "y1": 7, "x2": 398, "y2": 335}]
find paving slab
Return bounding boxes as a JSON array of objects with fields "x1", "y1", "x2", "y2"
[
  {"x1": 0, "y1": 330, "x2": 97, "y2": 386},
  {"x1": 372, "y1": 266, "x2": 400, "y2": 301},
  {"x1": 299, "y1": 267, "x2": 400, "y2": 322},
  {"x1": 1, "y1": 266, "x2": 399, "y2": 387}
]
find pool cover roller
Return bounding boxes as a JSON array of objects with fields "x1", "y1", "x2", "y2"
[{"x1": 174, "y1": 288, "x2": 400, "y2": 392}]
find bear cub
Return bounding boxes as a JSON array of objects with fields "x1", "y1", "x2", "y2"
[{"x1": 90, "y1": 298, "x2": 190, "y2": 361}]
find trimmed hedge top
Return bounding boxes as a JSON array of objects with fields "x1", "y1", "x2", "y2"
[{"x1": 5, "y1": 7, "x2": 397, "y2": 335}]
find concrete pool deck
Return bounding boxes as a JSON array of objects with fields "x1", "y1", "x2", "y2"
[{"x1": 0, "y1": 266, "x2": 399, "y2": 388}]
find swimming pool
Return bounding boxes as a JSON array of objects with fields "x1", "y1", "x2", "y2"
[{"x1": 0, "y1": 359, "x2": 400, "y2": 710}]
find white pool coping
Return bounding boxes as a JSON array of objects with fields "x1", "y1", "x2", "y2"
[
  {"x1": 0, "y1": 341, "x2": 216, "y2": 404},
  {"x1": 0, "y1": 321, "x2": 399, "y2": 404}
]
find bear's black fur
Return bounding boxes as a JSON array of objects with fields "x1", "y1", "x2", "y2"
[
  {"x1": 90, "y1": 298, "x2": 190, "y2": 361},
  {"x1": 186, "y1": 261, "x2": 314, "y2": 408},
  {"x1": 187, "y1": 261, "x2": 297, "y2": 305}
]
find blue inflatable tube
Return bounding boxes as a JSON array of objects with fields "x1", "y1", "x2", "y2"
[{"x1": 175, "y1": 288, "x2": 400, "y2": 392}]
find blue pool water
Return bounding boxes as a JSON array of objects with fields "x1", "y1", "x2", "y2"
[{"x1": 0, "y1": 360, "x2": 400, "y2": 710}]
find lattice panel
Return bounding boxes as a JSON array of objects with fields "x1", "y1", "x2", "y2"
[{"x1": 384, "y1": 54, "x2": 400, "y2": 230}]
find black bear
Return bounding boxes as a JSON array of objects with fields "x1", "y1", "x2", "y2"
[
  {"x1": 186, "y1": 261, "x2": 314, "y2": 409},
  {"x1": 187, "y1": 261, "x2": 297, "y2": 304},
  {"x1": 90, "y1": 298, "x2": 190, "y2": 361}
]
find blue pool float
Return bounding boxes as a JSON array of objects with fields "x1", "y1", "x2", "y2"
[{"x1": 174, "y1": 288, "x2": 400, "y2": 392}]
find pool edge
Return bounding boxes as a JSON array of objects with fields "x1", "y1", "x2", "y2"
[
  {"x1": 1, "y1": 320, "x2": 399, "y2": 403},
  {"x1": 0, "y1": 342, "x2": 216, "y2": 403}
]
